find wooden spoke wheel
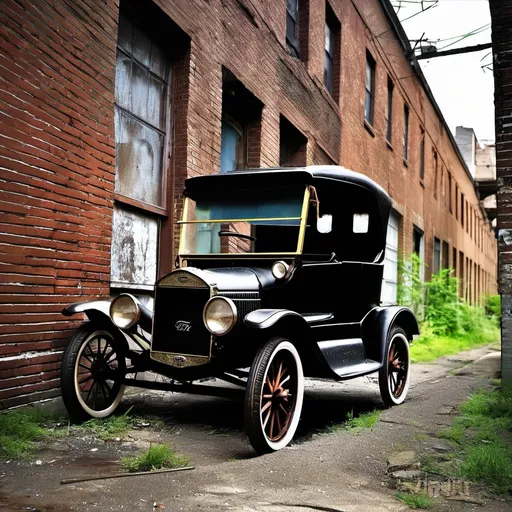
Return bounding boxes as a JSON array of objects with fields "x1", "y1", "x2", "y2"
[
  {"x1": 379, "y1": 326, "x2": 410, "y2": 406},
  {"x1": 61, "y1": 322, "x2": 126, "y2": 421},
  {"x1": 245, "y1": 337, "x2": 304, "y2": 454}
]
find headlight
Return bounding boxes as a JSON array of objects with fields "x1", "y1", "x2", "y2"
[
  {"x1": 110, "y1": 293, "x2": 140, "y2": 329},
  {"x1": 272, "y1": 260, "x2": 289, "y2": 280},
  {"x1": 203, "y1": 296, "x2": 237, "y2": 336}
]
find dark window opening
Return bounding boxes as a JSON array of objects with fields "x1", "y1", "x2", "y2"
[
  {"x1": 413, "y1": 226, "x2": 424, "y2": 282},
  {"x1": 419, "y1": 128, "x2": 425, "y2": 180},
  {"x1": 459, "y1": 251, "x2": 464, "y2": 298},
  {"x1": 385, "y1": 77, "x2": 393, "y2": 143},
  {"x1": 286, "y1": 0, "x2": 308, "y2": 60},
  {"x1": 442, "y1": 241, "x2": 449, "y2": 269},
  {"x1": 280, "y1": 115, "x2": 307, "y2": 167},
  {"x1": 448, "y1": 173, "x2": 453, "y2": 213},
  {"x1": 461, "y1": 193, "x2": 465, "y2": 228},
  {"x1": 455, "y1": 185, "x2": 459, "y2": 220},
  {"x1": 413, "y1": 228, "x2": 422, "y2": 256},
  {"x1": 365, "y1": 51, "x2": 376, "y2": 125},
  {"x1": 221, "y1": 68, "x2": 263, "y2": 173},
  {"x1": 324, "y1": 3, "x2": 341, "y2": 101},
  {"x1": 433, "y1": 150, "x2": 438, "y2": 198},
  {"x1": 433, "y1": 237, "x2": 441, "y2": 274},
  {"x1": 403, "y1": 104, "x2": 409, "y2": 162}
]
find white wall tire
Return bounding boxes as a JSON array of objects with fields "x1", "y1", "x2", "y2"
[
  {"x1": 378, "y1": 327, "x2": 410, "y2": 406},
  {"x1": 245, "y1": 337, "x2": 304, "y2": 454},
  {"x1": 61, "y1": 323, "x2": 126, "y2": 422}
]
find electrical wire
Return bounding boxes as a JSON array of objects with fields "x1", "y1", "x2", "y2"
[{"x1": 438, "y1": 24, "x2": 490, "y2": 50}]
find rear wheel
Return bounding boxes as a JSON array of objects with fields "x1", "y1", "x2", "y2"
[
  {"x1": 61, "y1": 322, "x2": 126, "y2": 422},
  {"x1": 378, "y1": 326, "x2": 410, "y2": 406},
  {"x1": 244, "y1": 337, "x2": 304, "y2": 454}
]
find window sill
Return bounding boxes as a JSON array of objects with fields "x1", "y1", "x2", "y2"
[
  {"x1": 403, "y1": 158, "x2": 409, "y2": 167},
  {"x1": 364, "y1": 120, "x2": 376, "y2": 137},
  {"x1": 114, "y1": 193, "x2": 168, "y2": 217},
  {"x1": 385, "y1": 140, "x2": 393, "y2": 151},
  {"x1": 419, "y1": 179, "x2": 425, "y2": 188}
]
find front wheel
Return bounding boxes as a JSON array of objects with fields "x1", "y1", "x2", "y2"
[
  {"x1": 244, "y1": 337, "x2": 304, "y2": 454},
  {"x1": 378, "y1": 326, "x2": 411, "y2": 406},
  {"x1": 60, "y1": 322, "x2": 127, "y2": 422}
]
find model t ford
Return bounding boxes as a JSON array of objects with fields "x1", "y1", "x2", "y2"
[{"x1": 60, "y1": 166, "x2": 419, "y2": 454}]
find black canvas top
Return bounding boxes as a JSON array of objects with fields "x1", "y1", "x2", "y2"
[
  {"x1": 184, "y1": 166, "x2": 391, "y2": 226},
  {"x1": 186, "y1": 166, "x2": 388, "y2": 201}
]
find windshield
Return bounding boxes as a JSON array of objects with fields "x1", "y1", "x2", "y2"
[{"x1": 179, "y1": 187, "x2": 309, "y2": 255}]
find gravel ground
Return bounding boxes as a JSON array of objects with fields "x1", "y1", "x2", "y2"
[{"x1": 1, "y1": 344, "x2": 509, "y2": 512}]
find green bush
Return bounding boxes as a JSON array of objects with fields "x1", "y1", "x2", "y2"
[
  {"x1": 398, "y1": 254, "x2": 424, "y2": 320},
  {"x1": 398, "y1": 260, "x2": 500, "y2": 361},
  {"x1": 424, "y1": 269, "x2": 459, "y2": 336},
  {"x1": 484, "y1": 294, "x2": 501, "y2": 323}
]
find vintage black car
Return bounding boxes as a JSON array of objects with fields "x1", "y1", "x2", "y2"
[{"x1": 60, "y1": 166, "x2": 419, "y2": 454}]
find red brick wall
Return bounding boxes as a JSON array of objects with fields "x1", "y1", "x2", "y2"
[
  {"x1": 0, "y1": 0, "x2": 497, "y2": 407},
  {"x1": 0, "y1": 0, "x2": 118, "y2": 407}
]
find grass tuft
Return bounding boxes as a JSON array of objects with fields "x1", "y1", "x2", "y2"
[
  {"x1": 0, "y1": 408, "x2": 60, "y2": 459},
  {"x1": 437, "y1": 388, "x2": 512, "y2": 493},
  {"x1": 345, "y1": 410, "x2": 381, "y2": 429},
  {"x1": 461, "y1": 443, "x2": 512, "y2": 491},
  {"x1": 395, "y1": 491, "x2": 434, "y2": 509},
  {"x1": 326, "y1": 409, "x2": 381, "y2": 434},
  {"x1": 120, "y1": 443, "x2": 189, "y2": 473},
  {"x1": 76, "y1": 414, "x2": 134, "y2": 441}
]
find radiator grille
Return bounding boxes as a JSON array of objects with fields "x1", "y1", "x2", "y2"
[
  {"x1": 223, "y1": 292, "x2": 260, "y2": 322},
  {"x1": 152, "y1": 286, "x2": 211, "y2": 356}
]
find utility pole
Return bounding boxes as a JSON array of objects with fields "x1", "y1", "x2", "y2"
[{"x1": 413, "y1": 42, "x2": 493, "y2": 60}]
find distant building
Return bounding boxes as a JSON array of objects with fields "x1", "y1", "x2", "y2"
[{"x1": 455, "y1": 127, "x2": 497, "y2": 226}]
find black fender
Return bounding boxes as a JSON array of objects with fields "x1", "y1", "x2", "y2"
[
  {"x1": 244, "y1": 309, "x2": 332, "y2": 376},
  {"x1": 62, "y1": 300, "x2": 113, "y2": 323},
  {"x1": 61, "y1": 299, "x2": 130, "y2": 352},
  {"x1": 361, "y1": 306, "x2": 419, "y2": 365},
  {"x1": 244, "y1": 309, "x2": 308, "y2": 330},
  {"x1": 62, "y1": 296, "x2": 153, "y2": 333}
]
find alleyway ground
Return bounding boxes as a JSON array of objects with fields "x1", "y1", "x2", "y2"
[{"x1": 1, "y1": 346, "x2": 510, "y2": 512}]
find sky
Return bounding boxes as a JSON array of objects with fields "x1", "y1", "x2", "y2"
[{"x1": 394, "y1": 0, "x2": 495, "y2": 142}]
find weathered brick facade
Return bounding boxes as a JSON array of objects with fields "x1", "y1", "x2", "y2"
[
  {"x1": 490, "y1": 0, "x2": 512, "y2": 381},
  {"x1": 0, "y1": 0, "x2": 497, "y2": 407}
]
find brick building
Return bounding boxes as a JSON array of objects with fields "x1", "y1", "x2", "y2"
[
  {"x1": 490, "y1": 0, "x2": 512, "y2": 381},
  {"x1": 0, "y1": 0, "x2": 497, "y2": 408}
]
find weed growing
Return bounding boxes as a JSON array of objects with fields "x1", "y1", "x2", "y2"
[
  {"x1": 326, "y1": 409, "x2": 381, "y2": 433},
  {"x1": 74, "y1": 413, "x2": 134, "y2": 441},
  {"x1": 438, "y1": 388, "x2": 512, "y2": 493},
  {"x1": 120, "y1": 443, "x2": 189, "y2": 472},
  {"x1": 0, "y1": 408, "x2": 60, "y2": 459},
  {"x1": 395, "y1": 491, "x2": 434, "y2": 509}
]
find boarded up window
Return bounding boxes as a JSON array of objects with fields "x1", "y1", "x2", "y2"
[
  {"x1": 111, "y1": 16, "x2": 170, "y2": 289},
  {"x1": 114, "y1": 16, "x2": 169, "y2": 209},
  {"x1": 111, "y1": 206, "x2": 159, "y2": 289}
]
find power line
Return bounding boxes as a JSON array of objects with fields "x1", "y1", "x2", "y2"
[{"x1": 438, "y1": 24, "x2": 490, "y2": 50}]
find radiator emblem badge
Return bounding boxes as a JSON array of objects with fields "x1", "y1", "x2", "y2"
[
  {"x1": 175, "y1": 320, "x2": 192, "y2": 332},
  {"x1": 173, "y1": 356, "x2": 188, "y2": 366}
]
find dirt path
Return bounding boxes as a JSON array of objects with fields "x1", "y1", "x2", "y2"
[{"x1": 0, "y1": 345, "x2": 508, "y2": 512}]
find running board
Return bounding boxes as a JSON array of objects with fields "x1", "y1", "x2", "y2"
[{"x1": 333, "y1": 360, "x2": 381, "y2": 378}]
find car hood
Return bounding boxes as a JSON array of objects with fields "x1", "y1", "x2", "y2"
[{"x1": 199, "y1": 267, "x2": 277, "y2": 292}]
